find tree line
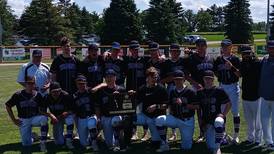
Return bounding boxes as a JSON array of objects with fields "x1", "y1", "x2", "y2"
[{"x1": 0, "y1": 0, "x2": 273, "y2": 45}]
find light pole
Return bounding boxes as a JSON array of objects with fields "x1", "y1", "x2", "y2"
[
  {"x1": 0, "y1": 16, "x2": 3, "y2": 63},
  {"x1": 267, "y1": 0, "x2": 271, "y2": 41}
]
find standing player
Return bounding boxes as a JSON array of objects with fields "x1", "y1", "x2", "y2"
[
  {"x1": 73, "y1": 75, "x2": 99, "y2": 151},
  {"x1": 259, "y1": 40, "x2": 274, "y2": 150},
  {"x1": 123, "y1": 40, "x2": 147, "y2": 142},
  {"x1": 145, "y1": 42, "x2": 165, "y2": 75},
  {"x1": 96, "y1": 69, "x2": 127, "y2": 152},
  {"x1": 50, "y1": 37, "x2": 81, "y2": 95},
  {"x1": 196, "y1": 71, "x2": 231, "y2": 154},
  {"x1": 185, "y1": 38, "x2": 214, "y2": 142},
  {"x1": 239, "y1": 45, "x2": 262, "y2": 145},
  {"x1": 155, "y1": 70, "x2": 198, "y2": 152},
  {"x1": 17, "y1": 50, "x2": 50, "y2": 96},
  {"x1": 161, "y1": 43, "x2": 186, "y2": 141},
  {"x1": 213, "y1": 39, "x2": 241, "y2": 143},
  {"x1": 79, "y1": 44, "x2": 104, "y2": 88},
  {"x1": 104, "y1": 42, "x2": 126, "y2": 86},
  {"x1": 41, "y1": 82, "x2": 75, "y2": 149},
  {"x1": 134, "y1": 67, "x2": 169, "y2": 151},
  {"x1": 5, "y1": 76, "x2": 48, "y2": 152}
]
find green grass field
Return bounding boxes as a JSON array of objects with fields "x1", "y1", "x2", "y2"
[
  {"x1": 200, "y1": 34, "x2": 266, "y2": 41},
  {"x1": 0, "y1": 65, "x2": 273, "y2": 154}
]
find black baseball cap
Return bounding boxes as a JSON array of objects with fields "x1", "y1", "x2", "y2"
[
  {"x1": 105, "y1": 69, "x2": 117, "y2": 77},
  {"x1": 221, "y1": 39, "x2": 232, "y2": 46},
  {"x1": 75, "y1": 75, "x2": 87, "y2": 83},
  {"x1": 25, "y1": 76, "x2": 35, "y2": 83},
  {"x1": 88, "y1": 44, "x2": 98, "y2": 51},
  {"x1": 267, "y1": 40, "x2": 274, "y2": 48},
  {"x1": 203, "y1": 70, "x2": 214, "y2": 79},
  {"x1": 112, "y1": 42, "x2": 121, "y2": 50},
  {"x1": 195, "y1": 39, "x2": 207, "y2": 46},
  {"x1": 32, "y1": 50, "x2": 42, "y2": 57},
  {"x1": 148, "y1": 42, "x2": 159, "y2": 51},
  {"x1": 170, "y1": 43, "x2": 180, "y2": 51},
  {"x1": 129, "y1": 40, "x2": 140, "y2": 50},
  {"x1": 239, "y1": 45, "x2": 252, "y2": 54},
  {"x1": 49, "y1": 82, "x2": 61, "y2": 92},
  {"x1": 173, "y1": 70, "x2": 185, "y2": 79}
]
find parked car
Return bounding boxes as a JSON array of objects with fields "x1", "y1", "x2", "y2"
[{"x1": 183, "y1": 35, "x2": 204, "y2": 44}]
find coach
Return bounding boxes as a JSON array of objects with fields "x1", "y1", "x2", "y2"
[
  {"x1": 17, "y1": 50, "x2": 50, "y2": 96},
  {"x1": 259, "y1": 40, "x2": 274, "y2": 150}
]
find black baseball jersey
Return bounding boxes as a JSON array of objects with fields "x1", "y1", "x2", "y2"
[
  {"x1": 240, "y1": 59, "x2": 261, "y2": 101},
  {"x1": 169, "y1": 87, "x2": 196, "y2": 119},
  {"x1": 73, "y1": 90, "x2": 97, "y2": 118},
  {"x1": 214, "y1": 55, "x2": 240, "y2": 84},
  {"x1": 79, "y1": 56, "x2": 105, "y2": 88},
  {"x1": 145, "y1": 58, "x2": 165, "y2": 79},
  {"x1": 5, "y1": 90, "x2": 44, "y2": 118},
  {"x1": 43, "y1": 91, "x2": 73, "y2": 116},
  {"x1": 96, "y1": 85, "x2": 126, "y2": 117},
  {"x1": 185, "y1": 53, "x2": 214, "y2": 85},
  {"x1": 137, "y1": 84, "x2": 168, "y2": 118},
  {"x1": 124, "y1": 56, "x2": 146, "y2": 91},
  {"x1": 196, "y1": 87, "x2": 229, "y2": 124},
  {"x1": 50, "y1": 54, "x2": 81, "y2": 94},
  {"x1": 162, "y1": 58, "x2": 187, "y2": 84},
  {"x1": 104, "y1": 57, "x2": 126, "y2": 86}
]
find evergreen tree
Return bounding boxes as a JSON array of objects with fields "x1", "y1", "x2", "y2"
[
  {"x1": 0, "y1": 0, "x2": 16, "y2": 45},
  {"x1": 19, "y1": 0, "x2": 71, "y2": 45},
  {"x1": 101, "y1": 0, "x2": 142, "y2": 44},
  {"x1": 143, "y1": 0, "x2": 184, "y2": 44},
  {"x1": 224, "y1": 0, "x2": 253, "y2": 43},
  {"x1": 206, "y1": 4, "x2": 225, "y2": 31},
  {"x1": 183, "y1": 9, "x2": 197, "y2": 32}
]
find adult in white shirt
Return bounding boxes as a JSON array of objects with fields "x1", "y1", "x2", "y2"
[{"x1": 17, "y1": 50, "x2": 50, "y2": 96}]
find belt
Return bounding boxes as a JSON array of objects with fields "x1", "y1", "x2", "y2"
[{"x1": 180, "y1": 117, "x2": 191, "y2": 121}]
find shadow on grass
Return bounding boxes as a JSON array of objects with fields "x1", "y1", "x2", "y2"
[{"x1": 0, "y1": 140, "x2": 273, "y2": 154}]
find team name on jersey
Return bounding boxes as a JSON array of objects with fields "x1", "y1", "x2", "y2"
[
  {"x1": 20, "y1": 100, "x2": 37, "y2": 108},
  {"x1": 59, "y1": 63, "x2": 76, "y2": 71},
  {"x1": 49, "y1": 104, "x2": 64, "y2": 110},
  {"x1": 128, "y1": 63, "x2": 144, "y2": 69},
  {"x1": 88, "y1": 65, "x2": 101, "y2": 72},
  {"x1": 217, "y1": 64, "x2": 229, "y2": 71},
  {"x1": 197, "y1": 63, "x2": 213, "y2": 71},
  {"x1": 76, "y1": 97, "x2": 90, "y2": 106}
]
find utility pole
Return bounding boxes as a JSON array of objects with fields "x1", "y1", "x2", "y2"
[
  {"x1": 267, "y1": 0, "x2": 271, "y2": 41},
  {"x1": 0, "y1": 16, "x2": 3, "y2": 63}
]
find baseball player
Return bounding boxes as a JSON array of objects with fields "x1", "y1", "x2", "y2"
[
  {"x1": 214, "y1": 39, "x2": 241, "y2": 144},
  {"x1": 134, "y1": 67, "x2": 169, "y2": 151},
  {"x1": 73, "y1": 75, "x2": 99, "y2": 151},
  {"x1": 41, "y1": 82, "x2": 75, "y2": 149},
  {"x1": 5, "y1": 76, "x2": 48, "y2": 152},
  {"x1": 104, "y1": 42, "x2": 126, "y2": 86},
  {"x1": 79, "y1": 44, "x2": 105, "y2": 88},
  {"x1": 239, "y1": 45, "x2": 262, "y2": 145},
  {"x1": 50, "y1": 37, "x2": 81, "y2": 95},
  {"x1": 145, "y1": 42, "x2": 165, "y2": 75},
  {"x1": 17, "y1": 50, "x2": 50, "y2": 96},
  {"x1": 259, "y1": 40, "x2": 274, "y2": 150},
  {"x1": 123, "y1": 40, "x2": 147, "y2": 142},
  {"x1": 196, "y1": 70, "x2": 231, "y2": 154},
  {"x1": 161, "y1": 43, "x2": 187, "y2": 141},
  {"x1": 185, "y1": 38, "x2": 214, "y2": 142},
  {"x1": 155, "y1": 70, "x2": 198, "y2": 152},
  {"x1": 95, "y1": 69, "x2": 127, "y2": 152}
]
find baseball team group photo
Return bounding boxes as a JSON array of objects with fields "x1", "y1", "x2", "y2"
[{"x1": 1, "y1": 0, "x2": 274, "y2": 154}]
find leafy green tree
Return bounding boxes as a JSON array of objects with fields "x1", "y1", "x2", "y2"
[
  {"x1": 101, "y1": 0, "x2": 142, "y2": 44},
  {"x1": 196, "y1": 9, "x2": 213, "y2": 32},
  {"x1": 206, "y1": 4, "x2": 225, "y2": 31},
  {"x1": 0, "y1": 0, "x2": 16, "y2": 45},
  {"x1": 224, "y1": 0, "x2": 253, "y2": 43},
  {"x1": 19, "y1": 0, "x2": 71, "y2": 45},
  {"x1": 270, "y1": 4, "x2": 274, "y2": 40},
  {"x1": 182, "y1": 9, "x2": 197, "y2": 32}
]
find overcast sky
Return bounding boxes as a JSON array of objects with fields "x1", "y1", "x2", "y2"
[{"x1": 7, "y1": 0, "x2": 273, "y2": 23}]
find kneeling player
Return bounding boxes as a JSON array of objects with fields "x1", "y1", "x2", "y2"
[
  {"x1": 196, "y1": 71, "x2": 231, "y2": 154},
  {"x1": 5, "y1": 76, "x2": 48, "y2": 152},
  {"x1": 96, "y1": 69, "x2": 129, "y2": 152},
  {"x1": 74, "y1": 75, "x2": 99, "y2": 151},
  {"x1": 155, "y1": 70, "x2": 198, "y2": 152},
  {"x1": 41, "y1": 82, "x2": 75, "y2": 149},
  {"x1": 134, "y1": 67, "x2": 169, "y2": 151}
]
